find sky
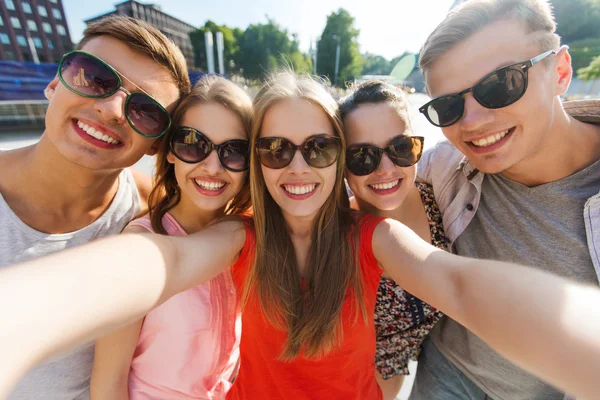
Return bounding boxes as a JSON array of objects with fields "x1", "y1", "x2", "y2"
[{"x1": 62, "y1": 0, "x2": 455, "y2": 60}]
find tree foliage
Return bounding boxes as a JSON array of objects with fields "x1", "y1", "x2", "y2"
[
  {"x1": 237, "y1": 19, "x2": 312, "y2": 81},
  {"x1": 189, "y1": 19, "x2": 311, "y2": 81},
  {"x1": 578, "y1": 55, "x2": 600, "y2": 80},
  {"x1": 189, "y1": 21, "x2": 242, "y2": 74},
  {"x1": 551, "y1": 0, "x2": 600, "y2": 75},
  {"x1": 362, "y1": 53, "x2": 391, "y2": 75},
  {"x1": 552, "y1": 0, "x2": 600, "y2": 43},
  {"x1": 317, "y1": 9, "x2": 364, "y2": 87}
]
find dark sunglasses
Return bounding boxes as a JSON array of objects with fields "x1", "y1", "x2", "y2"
[
  {"x1": 170, "y1": 126, "x2": 250, "y2": 172},
  {"x1": 255, "y1": 135, "x2": 341, "y2": 169},
  {"x1": 58, "y1": 50, "x2": 172, "y2": 138},
  {"x1": 419, "y1": 50, "x2": 556, "y2": 128},
  {"x1": 346, "y1": 135, "x2": 424, "y2": 176}
]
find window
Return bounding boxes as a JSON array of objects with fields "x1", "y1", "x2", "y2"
[
  {"x1": 27, "y1": 20, "x2": 37, "y2": 31},
  {"x1": 5, "y1": 0, "x2": 15, "y2": 11},
  {"x1": 5, "y1": 50, "x2": 16, "y2": 60},
  {"x1": 47, "y1": 39, "x2": 54, "y2": 49},
  {"x1": 0, "y1": 15, "x2": 3, "y2": 26},
  {"x1": 16, "y1": 35, "x2": 27, "y2": 46},
  {"x1": 37, "y1": 5, "x2": 47, "y2": 17},
  {"x1": 52, "y1": 8, "x2": 62, "y2": 20},
  {"x1": 42, "y1": 22, "x2": 52, "y2": 33},
  {"x1": 49, "y1": 0, "x2": 58, "y2": 3},
  {"x1": 0, "y1": 33, "x2": 9, "y2": 44},
  {"x1": 33, "y1": 37, "x2": 42, "y2": 48},
  {"x1": 22, "y1": 2, "x2": 32, "y2": 13},
  {"x1": 56, "y1": 24, "x2": 66, "y2": 36},
  {"x1": 10, "y1": 17, "x2": 21, "y2": 29}
]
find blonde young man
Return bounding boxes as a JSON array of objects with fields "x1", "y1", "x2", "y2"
[
  {"x1": 413, "y1": 1, "x2": 600, "y2": 399},
  {"x1": 0, "y1": 16, "x2": 190, "y2": 399}
]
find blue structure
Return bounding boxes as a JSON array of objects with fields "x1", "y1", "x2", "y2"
[
  {"x1": 0, "y1": 61, "x2": 58, "y2": 101},
  {"x1": 0, "y1": 61, "x2": 205, "y2": 101}
]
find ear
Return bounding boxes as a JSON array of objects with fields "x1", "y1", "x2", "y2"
[
  {"x1": 44, "y1": 76, "x2": 59, "y2": 100},
  {"x1": 166, "y1": 150, "x2": 176, "y2": 164},
  {"x1": 554, "y1": 45, "x2": 572, "y2": 96}
]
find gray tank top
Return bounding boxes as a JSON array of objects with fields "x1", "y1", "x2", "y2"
[{"x1": 1, "y1": 168, "x2": 141, "y2": 400}]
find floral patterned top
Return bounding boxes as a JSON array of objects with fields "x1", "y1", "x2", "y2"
[{"x1": 374, "y1": 182, "x2": 448, "y2": 378}]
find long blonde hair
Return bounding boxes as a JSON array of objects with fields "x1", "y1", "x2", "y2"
[
  {"x1": 243, "y1": 71, "x2": 366, "y2": 360},
  {"x1": 148, "y1": 75, "x2": 253, "y2": 234}
]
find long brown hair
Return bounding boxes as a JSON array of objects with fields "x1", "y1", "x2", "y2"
[
  {"x1": 148, "y1": 75, "x2": 253, "y2": 234},
  {"x1": 243, "y1": 71, "x2": 366, "y2": 360}
]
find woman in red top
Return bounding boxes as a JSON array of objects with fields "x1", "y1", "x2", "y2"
[{"x1": 4, "y1": 72, "x2": 600, "y2": 400}]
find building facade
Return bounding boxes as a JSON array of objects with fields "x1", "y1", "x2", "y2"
[
  {"x1": 0, "y1": 0, "x2": 72, "y2": 63},
  {"x1": 85, "y1": 1, "x2": 196, "y2": 69}
]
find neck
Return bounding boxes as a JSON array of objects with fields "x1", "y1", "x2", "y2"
[
  {"x1": 500, "y1": 102, "x2": 600, "y2": 186},
  {"x1": 282, "y1": 211, "x2": 315, "y2": 240},
  {"x1": 355, "y1": 185, "x2": 421, "y2": 224},
  {"x1": 168, "y1": 197, "x2": 224, "y2": 234},
  {"x1": 15, "y1": 134, "x2": 122, "y2": 212}
]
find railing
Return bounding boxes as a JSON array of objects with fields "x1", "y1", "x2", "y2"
[{"x1": 0, "y1": 100, "x2": 48, "y2": 130}]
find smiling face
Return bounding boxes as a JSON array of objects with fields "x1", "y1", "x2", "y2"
[
  {"x1": 259, "y1": 98, "x2": 338, "y2": 220},
  {"x1": 344, "y1": 102, "x2": 416, "y2": 211},
  {"x1": 426, "y1": 19, "x2": 569, "y2": 175},
  {"x1": 44, "y1": 36, "x2": 180, "y2": 171},
  {"x1": 167, "y1": 102, "x2": 248, "y2": 215}
]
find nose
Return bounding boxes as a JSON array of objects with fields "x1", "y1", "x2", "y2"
[
  {"x1": 374, "y1": 153, "x2": 397, "y2": 176},
  {"x1": 287, "y1": 149, "x2": 311, "y2": 175},
  {"x1": 199, "y1": 149, "x2": 224, "y2": 175},
  {"x1": 94, "y1": 90, "x2": 127, "y2": 125},
  {"x1": 459, "y1": 93, "x2": 495, "y2": 132}
]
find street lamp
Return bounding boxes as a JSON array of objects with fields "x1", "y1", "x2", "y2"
[{"x1": 332, "y1": 34, "x2": 341, "y2": 86}]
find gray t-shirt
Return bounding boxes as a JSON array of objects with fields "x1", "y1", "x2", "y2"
[
  {"x1": 1, "y1": 168, "x2": 141, "y2": 400},
  {"x1": 431, "y1": 158, "x2": 600, "y2": 400}
]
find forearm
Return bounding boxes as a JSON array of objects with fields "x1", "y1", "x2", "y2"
[
  {"x1": 0, "y1": 233, "x2": 175, "y2": 394},
  {"x1": 90, "y1": 320, "x2": 144, "y2": 400},
  {"x1": 376, "y1": 219, "x2": 600, "y2": 399},
  {"x1": 0, "y1": 219, "x2": 245, "y2": 394},
  {"x1": 375, "y1": 372, "x2": 404, "y2": 400},
  {"x1": 450, "y1": 256, "x2": 600, "y2": 400}
]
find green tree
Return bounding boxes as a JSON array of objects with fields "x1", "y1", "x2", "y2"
[
  {"x1": 189, "y1": 21, "x2": 242, "y2": 74},
  {"x1": 317, "y1": 9, "x2": 364, "y2": 87},
  {"x1": 362, "y1": 53, "x2": 391, "y2": 75},
  {"x1": 578, "y1": 55, "x2": 600, "y2": 80},
  {"x1": 237, "y1": 18, "x2": 312, "y2": 81},
  {"x1": 552, "y1": 0, "x2": 600, "y2": 43},
  {"x1": 550, "y1": 0, "x2": 600, "y2": 71}
]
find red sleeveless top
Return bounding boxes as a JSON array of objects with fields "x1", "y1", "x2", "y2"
[{"x1": 227, "y1": 214, "x2": 384, "y2": 400}]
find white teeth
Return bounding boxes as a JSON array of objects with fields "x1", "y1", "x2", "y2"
[
  {"x1": 195, "y1": 179, "x2": 226, "y2": 191},
  {"x1": 76, "y1": 120, "x2": 120, "y2": 145},
  {"x1": 472, "y1": 129, "x2": 510, "y2": 147},
  {"x1": 283, "y1": 184, "x2": 317, "y2": 195},
  {"x1": 370, "y1": 180, "x2": 400, "y2": 191}
]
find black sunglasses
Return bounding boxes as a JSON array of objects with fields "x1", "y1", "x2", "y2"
[
  {"x1": 419, "y1": 50, "x2": 556, "y2": 128},
  {"x1": 346, "y1": 135, "x2": 424, "y2": 176},
  {"x1": 58, "y1": 50, "x2": 172, "y2": 138},
  {"x1": 255, "y1": 135, "x2": 341, "y2": 169},
  {"x1": 170, "y1": 126, "x2": 250, "y2": 172}
]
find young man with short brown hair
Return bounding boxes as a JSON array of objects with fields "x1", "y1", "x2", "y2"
[
  {"x1": 413, "y1": 1, "x2": 600, "y2": 399},
  {"x1": 0, "y1": 16, "x2": 190, "y2": 399}
]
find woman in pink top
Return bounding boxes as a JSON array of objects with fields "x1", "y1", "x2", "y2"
[{"x1": 89, "y1": 75, "x2": 253, "y2": 400}]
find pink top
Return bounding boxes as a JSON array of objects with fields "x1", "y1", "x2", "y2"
[{"x1": 127, "y1": 213, "x2": 241, "y2": 400}]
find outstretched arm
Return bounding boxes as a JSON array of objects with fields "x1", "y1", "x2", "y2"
[
  {"x1": 0, "y1": 219, "x2": 246, "y2": 395},
  {"x1": 373, "y1": 218, "x2": 600, "y2": 400}
]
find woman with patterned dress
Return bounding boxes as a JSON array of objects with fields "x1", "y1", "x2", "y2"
[{"x1": 341, "y1": 80, "x2": 447, "y2": 400}]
